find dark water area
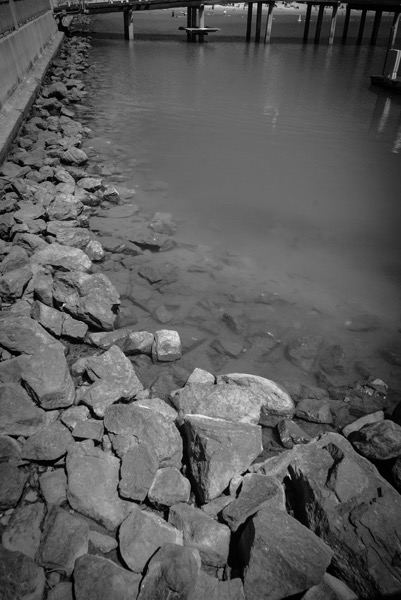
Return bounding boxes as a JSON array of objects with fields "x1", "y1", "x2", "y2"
[{"x1": 77, "y1": 8, "x2": 401, "y2": 392}]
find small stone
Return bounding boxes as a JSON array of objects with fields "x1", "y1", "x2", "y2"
[{"x1": 152, "y1": 330, "x2": 182, "y2": 362}]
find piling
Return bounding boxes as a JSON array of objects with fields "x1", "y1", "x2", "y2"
[
  {"x1": 357, "y1": 9, "x2": 367, "y2": 45},
  {"x1": 246, "y1": 2, "x2": 253, "y2": 42}
]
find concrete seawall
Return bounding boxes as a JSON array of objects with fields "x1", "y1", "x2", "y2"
[{"x1": 0, "y1": 11, "x2": 64, "y2": 164}]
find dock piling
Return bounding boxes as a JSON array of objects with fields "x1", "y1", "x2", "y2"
[
  {"x1": 342, "y1": 4, "x2": 351, "y2": 43},
  {"x1": 370, "y1": 9, "x2": 382, "y2": 45},
  {"x1": 357, "y1": 9, "x2": 367, "y2": 45},
  {"x1": 303, "y1": 2, "x2": 312, "y2": 43},
  {"x1": 246, "y1": 2, "x2": 253, "y2": 42},
  {"x1": 314, "y1": 3, "x2": 325, "y2": 44},
  {"x1": 263, "y1": 2, "x2": 274, "y2": 44}
]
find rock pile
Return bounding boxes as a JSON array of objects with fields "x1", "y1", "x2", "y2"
[{"x1": 1, "y1": 24, "x2": 401, "y2": 600}]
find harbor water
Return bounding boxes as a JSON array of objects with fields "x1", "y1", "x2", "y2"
[{"x1": 77, "y1": 8, "x2": 401, "y2": 389}]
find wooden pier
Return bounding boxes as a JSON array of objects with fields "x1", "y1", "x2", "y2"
[{"x1": 55, "y1": 0, "x2": 401, "y2": 45}]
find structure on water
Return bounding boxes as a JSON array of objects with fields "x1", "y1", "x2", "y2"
[{"x1": 54, "y1": 0, "x2": 401, "y2": 45}]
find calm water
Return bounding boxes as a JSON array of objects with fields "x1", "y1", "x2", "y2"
[{"x1": 79, "y1": 11, "x2": 401, "y2": 388}]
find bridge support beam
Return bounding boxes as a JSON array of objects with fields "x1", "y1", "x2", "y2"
[
  {"x1": 370, "y1": 9, "x2": 382, "y2": 46},
  {"x1": 303, "y1": 2, "x2": 312, "y2": 43},
  {"x1": 246, "y1": 2, "x2": 253, "y2": 42},
  {"x1": 255, "y1": 2, "x2": 262, "y2": 43},
  {"x1": 186, "y1": 7, "x2": 196, "y2": 42},
  {"x1": 357, "y1": 9, "x2": 367, "y2": 45},
  {"x1": 123, "y1": 8, "x2": 134, "y2": 41},
  {"x1": 342, "y1": 4, "x2": 351, "y2": 43},
  {"x1": 263, "y1": 2, "x2": 274, "y2": 44},
  {"x1": 328, "y1": 3, "x2": 339, "y2": 45},
  {"x1": 314, "y1": 4, "x2": 325, "y2": 45}
]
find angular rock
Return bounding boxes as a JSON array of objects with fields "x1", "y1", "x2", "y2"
[
  {"x1": 31, "y1": 300, "x2": 64, "y2": 337},
  {"x1": 342, "y1": 411, "x2": 384, "y2": 438},
  {"x1": 74, "y1": 554, "x2": 141, "y2": 600},
  {"x1": 0, "y1": 462, "x2": 28, "y2": 510},
  {"x1": 303, "y1": 572, "x2": 358, "y2": 600},
  {"x1": 21, "y1": 345, "x2": 75, "y2": 410},
  {"x1": 2, "y1": 501, "x2": 45, "y2": 558},
  {"x1": 32, "y1": 242, "x2": 92, "y2": 272},
  {"x1": 0, "y1": 266, "x2": 32, "y2": 301},
  {"x1": 119, "y1": 444, "x2": 159, "y2": 501},
  {"x1": 61, "y1": 147, "x2": 88, "y2": 165},
  {"x1": 0, "y1": 382, "x2": 46, "y2": 436},
  {"x1": 47, "y1": 193, "x2": 83, "y2": 221},
  {"x1": 0, "y1": 434, "x2": 22, "y2": 463},
  {"x1": 348, "y1": 419, "x2": 401, "y2": 460},
  {"x1": 319, "y1": 343, "x2": 348, "y2": 375},
  {"x1": 0, "y1": 245, "x2": 29, "y2": 274},
  {"x1": 277, "y1": 418, "x2": 312, "y2": 448},
  {"x1": 21, "y1": 420, "x2": 74, "y2": 462},
  {"x1": 53, "y1": 227, "x2": 91, "y2": 249},
  {"x1": 119, "y1": 505, "x2": 183, "y2": 573},
  {"x1": 88, "y1": 530, "x2": 118, "y2": 554},
  {"x1": 152, "y1": 329, "x2": 182, "y2": 362},
  {"x1": 37, "y1": 506, "x2": 89, "y2": 575},
  {"x1": 148, "y1": 467, "x2": 191, "y2": 507},
  {"x1": 0, "y1": 315, "x2": 62, "y2": 355},
  {"x1": 137, "y1": 544, "x2": 201, "y2": 600},
  {"x1": 48, "y1": 582, "x2": 74, "y2": 600},
  {"x1": 86, "y1": 326, "x2": 135, "y2": 350},
  {"x1": 62, "y1": 313, "x2": 88, "y2": 340},
  {"x1": 295, "y1": 398, "x2": 333, "y2": 424},
  {"x1": 39, "y1": 469, "x2": 67, "y2": 506},
  {"x1": 218, "y1": 373, "x2": 295, "y2": 426},
  {"x1": 169, "y1": 502, "x2": 230, "y2": 568},
  {"x1": 66, "y1": 445, "x2": 135, "y2": 531},
  {"x1": 0, "y1": 545, "x2": 45, "y2": 600},
  {"x1": 85, "y1": 345, "x2": 143, "y2": 399},
  {"x1": 286, "y1": 335, "x2": 323, "y2": 372},
  {"x1": 104, "y1": 403, "x2": 183, "y2": 467},
  {"x1": 53, "y1": 271, "x2": 120, "y2": 331},
  {"x1": 135, "y1": 397, "x2": 178, "y2": 422},
  {"x1": 186, "y1": 368, "x2": 215, "y2": 385},
  {"x1": 72, "y1": 419, "x2": 104, "y2": 442},
  {"x1": 241, "y1": 507, "x2": 333, "y2": 600},
  {"x1": 184, "y1": 415, "x2": 262, "y2": 503}
]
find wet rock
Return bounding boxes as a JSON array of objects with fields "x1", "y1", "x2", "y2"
[
  {"x1": 85, "y1": 239, "x2": 105, "y2": 261},
  {"x1": 152, "y1": 329, "x2": 182, "y2": 362},
  {"x1": 0, "y1": 382, "x2": 46, "y2": 436},
  {"x1": 21, "y1": 420, "x2": 74, "y2": 462},
  {"x1": 277, "y1": 419, "x2": 312, "y2": 449},
  {"x1": 66, "y1": 444, "x2": 135, "y2": 530},
  {"x1": 148, "y1": 467, "x2": 191, "y2": 507},
  {"x1": 381, "y1": 341, "x2": 401, "y2": 366},
  {"x1": 319, "y1": 343, "x2": 348, "y2": 375},
  {"x1": 61, "y1": 146, "x2": 88, "y2": 165},
  {"x1": 149, "y1": 212, "x2": 176, "y2": 235},
  {"x1": 137, "y1": 544, "x2": 200, "y2": 600},
  {"x1": 0, "y1": 462, "x2": 28, "y2": 510},
  {"x1": 217, "y1": 373, "x2": 295, "y2": 426},
  {"x1": 344, "y1": 313, "x2": 381, "y2": 332},
  {"x1": 36, "y1": 506, "x2": 88, "y2": 575},
  {"x1": 53, "y1": 271, "x2": 120, "y2": 331},
  {"x1": 251, "y1": 432, "x2": 401, "y2": 598},
  {"x1": 2, "y1": 501, "x2": 45, "y2": 558},
  {"x1": 39, "y1": 469, "x2": 67, "y2": 506},
  {"x1": 21, "y1": 345, "x2": 75, "y2": 409},
  {"x1": 241, "y1": 508, "x2": 333, "y2": 600},
  {"x1": 104, "y1": 403, "x2": 183, "y2": 467},
  {"x1": 52, "y1": 226, "x2": 91, "y2": 249},
  {"x1": 124, "y1": 330, "x2": 154, "y2": 355},
  {"x1": 348, "y1": 420, "x2": 401, "y2": 460},
  {"x1": 119, "y1": 505, "x2": 183, "y2": 573},
  {"x1": 342, "y1": 410, "x2": 384, "y2": 438},
  {"x1": 0, "y1": 545, "x2": 46, "y2": 600},
  {"x1": 74, "y1": 554, "x2": 141, "y2": 600},
  {"x1": 169, "y1": 502, "x2": 230, "y2": 568},
  {"x1": 128, "y1": 227, "x2": 174, "y2": 251},
  {"x1": 44, "y1": 81, "x2": 68, "y2": 99},
  {"x1": 184, "y1": 415, "x2": 262, "y2": 503},
  {"x1": 0, "y1": 266, "x2": 32, "y2": 300},
  {"x1": 286, "y1": 335, "x2": 323, "y2": 372},
  {"x1": 86, "y1": 326, "x2": 134, "y2": 350},
  {"x1": 186, "y1": 367, "x2": 215, "y2": 385},
  {"x1": 210, "y1": 336, "x2": 244, "y2": 358},
  {"x1": 221, "y1": 474, "x2": 285, "y2": 532},
  {"x1": 119, "y1": 444, "x2": 159, "y2": 501},
  {"x1": 32, "y1": 242, "x2": 92, "y2": 272},
  {"x1": 295, "y1": 398, "x2": 333, "y2": 424}
]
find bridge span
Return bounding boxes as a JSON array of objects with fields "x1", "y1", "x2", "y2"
[{"x1": 54, "y1": 0, "x2": 401, "y2": 45}]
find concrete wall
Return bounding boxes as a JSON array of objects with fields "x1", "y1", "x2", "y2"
[{"x1": 0, "y1": 10, "x2": 58, "y2": 109}]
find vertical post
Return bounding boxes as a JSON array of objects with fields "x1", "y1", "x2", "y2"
[
  {"x1": 383, "y1": 11, "x2": 400, "y2": 75},
  {"x1": 357, "y1": 9, "x2": 367, "y2": 45},
  {"x1": 328, "y1": 3, "x2": 338, "y2": 46},
  {"x1": 246, "y1": 2, "x2": 253, "y2": 42},
  {"x1": 186, "y1": 7, "x2": 196, "y2": 42},
  {"x1": 8, "y1": 0, "x2": 19, "y2": 30},
  {"x1": 342, "y1": 4, "x2": 351, "y2": 43},
  {"x1": 198, "y1": 5, "x2": 205, "y2": 43},
  {"x1": 314, "y1": 3, "x2": 325, "y2": 45},
  {"x1": 370, "y1": 10, "x2": 382, "y2": 46},
  {"x1": 263, "y1": 2, "x2": 274, "y2": 44},
  {"x1": 123, "y1": 8, "x2": 134, "y2": 41},
  {"x1": 255, "y1": 2, "x2": 262, "y2": 43},
  {"x1": 303, "y1": 2, "x2": 312, "y2": 43}
]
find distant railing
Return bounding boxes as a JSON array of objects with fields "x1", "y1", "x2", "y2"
[{"x1": 0, "y1": 0, "x2": 52, "y2": 36}]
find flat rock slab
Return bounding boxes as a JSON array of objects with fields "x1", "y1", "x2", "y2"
[
  {"x1": 148, "y1": 467, "x2": 191, "y2": 507},
  {"x1": 74, "y1": 554, "x2": 141, "y2": 600},
  {"x1": 21, "y1": 420, "x2": 74, "y2": 462},
  {"x1": 2, "y1": 501, "x2": 45, "y2": 558},
  {"x1": 119, "y1": 444, "x2": 159, "y2": 501},
  {"x1": 0, "y1": 382, "x2": 46, "y2": 437},
  {"x1": 32, "y1": 242, "x2": 92, "y2": 272},
  {"x1": 0, "y1": 315, "x2": 63, "y2": 355},
  {"x1": 84, "y1": 345, "x2": 143, "y2": 400}
]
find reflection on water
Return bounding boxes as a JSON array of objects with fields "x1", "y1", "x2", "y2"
[{"x1": 79, "y1": 16, "x2": 401, "y2": 387}]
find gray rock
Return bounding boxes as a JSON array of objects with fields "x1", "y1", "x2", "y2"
[
  {"x1": 47, "y1": 193, "x2": 83, "y2": 221},
  {"x1": 135, "y1": 397, "x2": 178, "y2": 422},
  {"x1": 85, "y1": 345, "x2": 143, "y2": 400},
  {"x1": 119, "y1": 505, "x2": 183, "y2": 573},
  {"x1": 277, "y1": 419, "x2": 312, "y2": 448},
  {"x1": 21, "y1": 420, "x2": 74, "y2": 462},
  {"x1": 0, "y1": 382, "x2": 46, "y2": 436},
  {"x1": 39, "y1": 469, "x2": 67, "y2": 506},
  {"x1": 81, "y1": 380, "x2": 122, "y2": 418},
  {"x1": 31, "y1": 300, "x2": 64, "y2": 337},
  {"x1": 184, "y1": 415, "x2": 262, "y2": 503},
  {"x1": 61, "y1": 313, "x2": 88, "y2": 340},
  {"x1": 221, "y1": 474, "x2": 285, "y2": 531},
  {"x1": 0, "y1": 245, "x2": 29, "y2": 274},
  {"x1": 14, "y1": 232, "x2": 48, "y2": 253},
  {"x1": 61, "y1": 147, "x2": 88, "y2": 165},
  {"x1": 88, "y1": 530, "x2": 118, "y2": 553},
  {"x1": 66, "y1": 445, "x2": 135, "y2": 531},
  {"x1": 119, "y1": 444, "x2": 159, "y2": 501},
  {"x1": 77, "y1": 177, "x2": 102, "y2": 191},
  {"x1": 319, "y1": 343, "x2": 348, "y2": 375},
  {"x1": 0, "y1": 462, "x2": 28, "y2": 510},
  {"x1": 186, "y1": 368, "x2": 215, "y2": 385},
  {"x1": 104, "y1": 403, "x2": 183, "y2": 467},
  {"x1": 128, "y1": 227, "x2": 174, "y2": 251},
  {"x1": 14, "y1": 201, "x2": 46, "y2": 223},
  {"x1": 53, "y1": 271, "x2": 120, "y2": 331},
  {"x1": 53, "y1": 227, "x2": 91, "y2": 249},
  {"x1": 241, "y1": 507, "x2": 333, "y2": 600},
  {"x1": 74, "y1": 554, "x2": 141, "y2": 600},
  {"x1": 286, "y1": 335, "x2": 323, "y2": 372},
  {"x1": 303, "y1": 573, "x2": 358, "y2": 600},
  {"x1": 2, "y1": 501, "x2": 45, "y2": 558},
  {"x1": 295, "y1": 398, "x2": 333, "y2": 424},
  {"x1": 148, "y1": 467, "x2": 191, "y2": 507},
  {"x1": 348, "y1": 420, "x2": 401, "y2": 460},
  {"x1": 0, "y1": 435, "x2": 22, "y2": 463},
  {"x1": 86, "y1": 326, "x2": 135, "y2": 350},
  {"x1": 0, "y1": 266, "x2": 32, "y2": 300},
  {"x1": 21, "y1": 345, "x2": 75, "y2": 410},
  {"x1": 0, "y1": 545, "x2": 46, "y2": 600},
  {"x1": 37, "y1": 506, "x2": 89, "y2": 575},
  {"x1": 152, "y1": 329, "x2": 182, "y2": 362},
  {"x1": 392, "y1": 456, "x2": 401, "y2": 492},
  {"x1": 169, "y1": 502, "x2": 230, "y2": 568},
  {"x1": 72, "y1": 419, "x2": 104, "y2": 442},
  {"x1": 32, "y1": 242, "x2": 92, "y2": 272},
  {"x1": 47, "y1": 582, "x2": 74, "y2": 600},
  {"x1": 136, "y1": 544, "x2": 200, "y2": 600},
  {"x1": 342, "y1": 411, "x2": 384, "y2": 438},
  {"x1": 192, "y1": 573, "x2": 245, "y2": 600}
]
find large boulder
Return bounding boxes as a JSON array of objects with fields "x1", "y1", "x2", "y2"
[
  {"x1": 21, "y1": 421, "x2": 74, "y2": 462},
  {"x1": 0, "y1": 545, "x2": 46, "y2": 600},
  {"x1": 0, "y1": 382, "x2": 46, "y2": 436},
  {"x1": 348, "y1": 419, "x2": 401, "y2": 460},
  {"x1": 74, "y1": 554, "x2": 141, "y2": 600},
  {"x1": 0, "y1": 315, "x2": 62, "y2": 355},
  {"x1": 31, "y1": 242, "x2": 92, "y2": 272},
  {"x1": 183, "y1": 415, "x2": 262, "y2": 503}
]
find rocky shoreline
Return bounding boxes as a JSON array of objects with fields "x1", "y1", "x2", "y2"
[{"x1": 1, "y1": 20, "x2": 401, "y2": 600}]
